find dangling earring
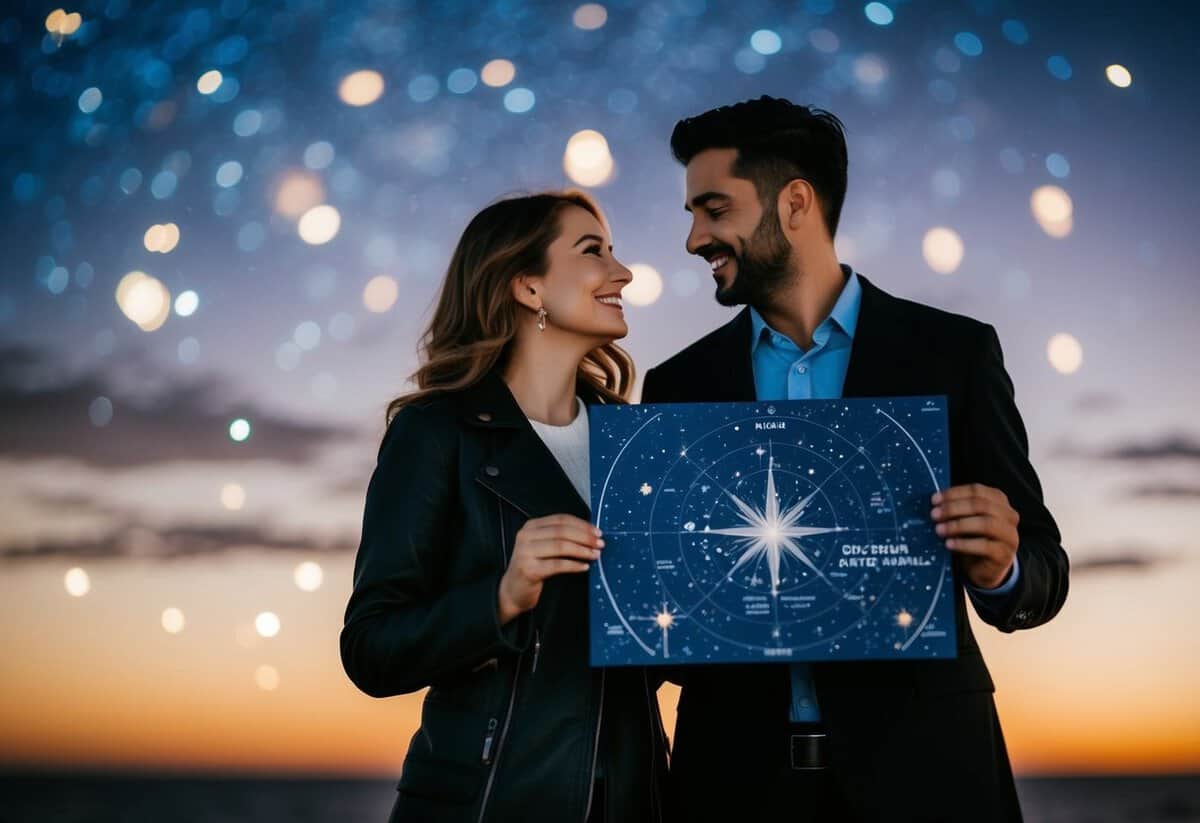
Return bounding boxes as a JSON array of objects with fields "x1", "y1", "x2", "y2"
[{"x1": 536, "y1": 307, "x2": 548, "y2": 332}]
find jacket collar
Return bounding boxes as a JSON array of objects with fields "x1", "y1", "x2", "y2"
[{"x1": 453, "y1": 368, "x2": 605, "y2": 520}]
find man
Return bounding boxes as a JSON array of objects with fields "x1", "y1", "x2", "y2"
[{"x1": 641, "y1": 97, "x2": 1069, "y2": 822}]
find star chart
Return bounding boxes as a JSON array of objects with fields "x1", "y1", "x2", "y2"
[{"x1": 588, "y1": 397, "x2": 957, "y2": 666}]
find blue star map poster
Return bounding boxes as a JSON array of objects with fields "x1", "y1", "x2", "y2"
[{"x1": 588, "y1": 397, "x2": 957, "y2": 667}]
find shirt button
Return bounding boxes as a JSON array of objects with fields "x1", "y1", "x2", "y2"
[
  {"x1": 796, "y1": 365, "x2": 808, "y2": 374},
  {"x1": 476, "y1": 412, "x2": 493, "y2": 422},
  {"x1": 484, "y1": 466, "x2": 500, "y2": 477}
]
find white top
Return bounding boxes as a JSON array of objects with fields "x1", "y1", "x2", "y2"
[{"x1": 527, "y1": 396, "x2": 590, "y2": 509}]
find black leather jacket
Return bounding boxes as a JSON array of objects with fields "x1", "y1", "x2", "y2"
[{"x1": 341, "y1": 370, "x2": 669, "y2": 823}]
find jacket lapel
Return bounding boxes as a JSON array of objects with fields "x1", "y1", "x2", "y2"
[{"x1": 461, "y1": 370, "x2": 594, "y2": 520}]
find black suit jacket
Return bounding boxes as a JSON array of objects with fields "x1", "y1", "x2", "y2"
[{"x1": 641, "y1": 275, "x2": 1068, "y2": 823}]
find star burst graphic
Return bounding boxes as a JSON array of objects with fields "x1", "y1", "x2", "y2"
[{"x1": 707, "y1": 457, "x2": 847, "y2": 595}]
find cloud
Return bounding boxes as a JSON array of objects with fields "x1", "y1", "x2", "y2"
[
  {"x1": 0, "y1": 344, "x2": 353, "y2": 467},
  {"x1": 1056, "y1": 434, "x2": 1200, "y2": 463},
  {"x1": 1127, "y1": 483, "x2": 1200, "y2": 500},
  {"x1": 0, "y1": 521, "x2": 356, "y2": 562},
  {"x1": 1069, "y1": 546, "x2": 1171, "y2": 575}
]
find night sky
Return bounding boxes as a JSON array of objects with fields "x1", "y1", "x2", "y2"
[{"x1": 1, "y1": 0, "x2": 1198, "y2": 776}]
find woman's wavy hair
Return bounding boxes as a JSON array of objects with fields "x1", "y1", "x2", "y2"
[{"x1": 386, "y1": 191, "x2": 635, "y2": 424}]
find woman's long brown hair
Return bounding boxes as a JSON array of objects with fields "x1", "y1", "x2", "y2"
[{"x1": 386, "y1": 191, "x2": 635, "y2": 424}]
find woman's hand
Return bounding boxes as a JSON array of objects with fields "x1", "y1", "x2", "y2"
[{"x1": 497, "y1": 514, "x2": 604, "y2": 625}]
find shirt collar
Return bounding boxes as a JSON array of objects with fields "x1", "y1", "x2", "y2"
[{"x1": 750, "y1": 265, "x2": 862, "y2": 351}]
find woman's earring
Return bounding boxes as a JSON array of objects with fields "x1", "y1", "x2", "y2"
[{"x1": 536, "y1": 307, "x2": 548, "y2": 332}]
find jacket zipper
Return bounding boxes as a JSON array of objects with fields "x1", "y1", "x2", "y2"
[
  {"x1": 481, "y1": 717, "x2": 498, "y2": 763},
  {"x1": 532, "y1": 628, "x2": 541, "y2": 673},
  {"x1": 477, "y1": 497, "x2": 523, "y2": 823},
  {"x1": 582, "y1": 668, "x2": 606, "y2": 822}
]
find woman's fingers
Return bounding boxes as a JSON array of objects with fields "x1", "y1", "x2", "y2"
[
  {"x1": 538, "y1": 558, "x2": 591, "y2": 577},
  {"x1": 525, "y1": 515, "x2": 603, "y2": 545},
  {"x1": 532, "y1": 538, "x2": 601, "y2": 562}
]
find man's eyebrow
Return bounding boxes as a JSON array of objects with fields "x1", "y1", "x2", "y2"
[
  {"x1": 573, "y1": 233, "x2": 611, "y2": 249},
  {"x1": 684, "y1": 192, "x2": 730, "y2": 213}
]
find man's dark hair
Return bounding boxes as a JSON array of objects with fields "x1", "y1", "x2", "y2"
[{"x1": 670, "y1": 96, "x2": 849, "y2": 237}]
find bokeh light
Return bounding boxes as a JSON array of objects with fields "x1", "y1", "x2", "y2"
[
  {"x1": 573, "y1": 4, "x2": 608, "y2": 30},
  {"x1": 297, "y1": 204, "x2": 341, "y2": 245},
  {"x1": 220, "y1": 482, "x2": 246, "y2": 511},
  {"x1": 45, "y1": 9, "x2": 82, "y2": 37},
  {"x1": 273, "y1": 171, "x2": 325, "y2": 218},
  {"x1": 864, "y1": 2, "x2": 895, "y2": 26},
  {"x1": 294, "y1": 561, "x2": 324, "y2": 592},
  {"x1": 1031, "y1": 184, "x2": 1074, "y2": 237},
  {"x1": 1106, "y1": 64, "x2": 1133, "y2": 88},
  {"x1": 255, "y1": 612, "x2": 281, "y2": 638},
  {"x1": 481, "y1": 59, "x2": 516, "y2": 87},
  {"x1": 255, "y1": 664, "x2": 280, "y2": 691},
  {"x1": 174, "y1": 290, "x2": 199, "y2": 317},
  {"x1": 1047, "y1": 333, "x2": 1084, "y2": 374},
  {"x1": 921, "y1": 227, "x2": 964, "y2": 274},
  {"x1": 197, "y1": 70, "x2": 224, "y2": 95},
  {"x1": 143, "y1": 222, "x2": 180, "y2": 253},
  {"x1": 161, "y1": 608, "x2": 186, "y2": 634},
  {"x1": 563, "y1": 129, "x2": 614, "y2": 187},
  {"x1": 363, "y1": 275, "x2": 399, "y2": 313},
  {"x1": 78, "y1": 87, "x2": 102, "y2": 113},
  {"x1": 750, "y1": 29, "x2": 782, "y2": 55},
  {"x1": 229, "y1": 418, "x2": 251, "y2": 442},
  {"x1": 338, "y1": 70, "x2": 384, "y2": 106},
  {"x1": 624, "y1": 263, "x2": 664, "y2": 307},
  {"x1": 115, "y1": 271, "x2": 171, "y2": 332},
  {"x1": 64, "y1": 567, "x2": 90, "y2": 597}
]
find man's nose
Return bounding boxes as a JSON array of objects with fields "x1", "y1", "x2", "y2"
[{"x1": 686, "y1": 222, "x2": 708, "y2": 255}]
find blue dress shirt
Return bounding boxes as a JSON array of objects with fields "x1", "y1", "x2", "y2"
[{"x1": 748, "y1": 266, "x2": 1020, "y2": 724}]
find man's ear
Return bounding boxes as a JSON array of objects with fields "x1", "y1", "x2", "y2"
[
  {"x1": 780, "y1": 178, "x2": 817, "y2": 231},
  {"x1": 511, "y1": 274, "x2": 542, "y2": 312}
]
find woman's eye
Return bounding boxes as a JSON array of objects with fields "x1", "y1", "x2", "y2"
[{"x1": 585, "y1": 245, "x2": 602, "y2": 256}]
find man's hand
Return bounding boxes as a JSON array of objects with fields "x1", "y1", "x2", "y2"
[{"x1": 931, "y1": 484, "x2": 1019, "y2": 590}]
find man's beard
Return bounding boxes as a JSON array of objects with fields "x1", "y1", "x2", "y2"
[{"x1": 714, "y1": 203, "x2": 793, "y2": 308}]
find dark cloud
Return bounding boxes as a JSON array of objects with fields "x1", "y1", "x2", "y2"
[
  {"x1": 0, "y1": 344, "x2": 354, "y2": 467},
  {"x1": 0, "y1": 521, "x2": 356, "y2": 562},
  {"x1": 1127, "y1": 483, "x2": 1200, "y2": 500},
  {"x1": 1056, "y1": 434, "x2": 1200, "y2": 463},
  {"x1": 1070, "y1": 546, "x2": 1172, "y2": 575}
]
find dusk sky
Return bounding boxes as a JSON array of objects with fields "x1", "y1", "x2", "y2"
[{"x1": 2, "y1": 0, "x2": 1198, "y2": 777}]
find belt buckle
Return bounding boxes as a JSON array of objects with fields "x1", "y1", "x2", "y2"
[{"x1": 789, "y1": 732, "x2": 828, "y2": 771}]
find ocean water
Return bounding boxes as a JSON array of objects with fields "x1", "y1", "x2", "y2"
[{"x1": 0, "y1": 774, "x2": 1197, "y2": 822}]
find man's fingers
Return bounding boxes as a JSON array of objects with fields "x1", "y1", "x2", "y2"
[
  {"x1": 936, "y1": 515, "x2": 1016, "y2": 541},
  {"x1": 932, "y1": 483, "x2": 1009, "y2": 508},
  {"x1": 931, "y1": 498, "x2": 1017, "y2": 524},
  {"x1": 943, "y1": 537, "x2": 1001, "y2": 558}
]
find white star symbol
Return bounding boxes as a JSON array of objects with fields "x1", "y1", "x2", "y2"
[{"x1": 708, "y1": 457, "x2": 846, "y2": 596}]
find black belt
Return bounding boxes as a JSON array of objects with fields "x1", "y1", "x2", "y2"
[{"x1": 787, "y1": 723, "x2": 829, "y2": 770}]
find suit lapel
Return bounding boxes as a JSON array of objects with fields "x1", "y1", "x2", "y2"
[
  {"x1": 709, "y1": 308, "x2": 758, "y2": 402},
  {"x1": 840, "y1": 274, "x2": 909, "y2": 399}
]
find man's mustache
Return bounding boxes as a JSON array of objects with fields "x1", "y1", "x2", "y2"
[{"x1": 695, "y1": 243, "x2": 736, "y2": 260}]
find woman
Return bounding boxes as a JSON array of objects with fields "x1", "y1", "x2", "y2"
[{"x1": 340, "y1": 191, "x2": 670, "y2": 823}]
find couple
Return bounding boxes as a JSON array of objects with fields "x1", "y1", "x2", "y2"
[{"x1": 340, "y1": 96, "x2": 1069, "y2": 823}]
